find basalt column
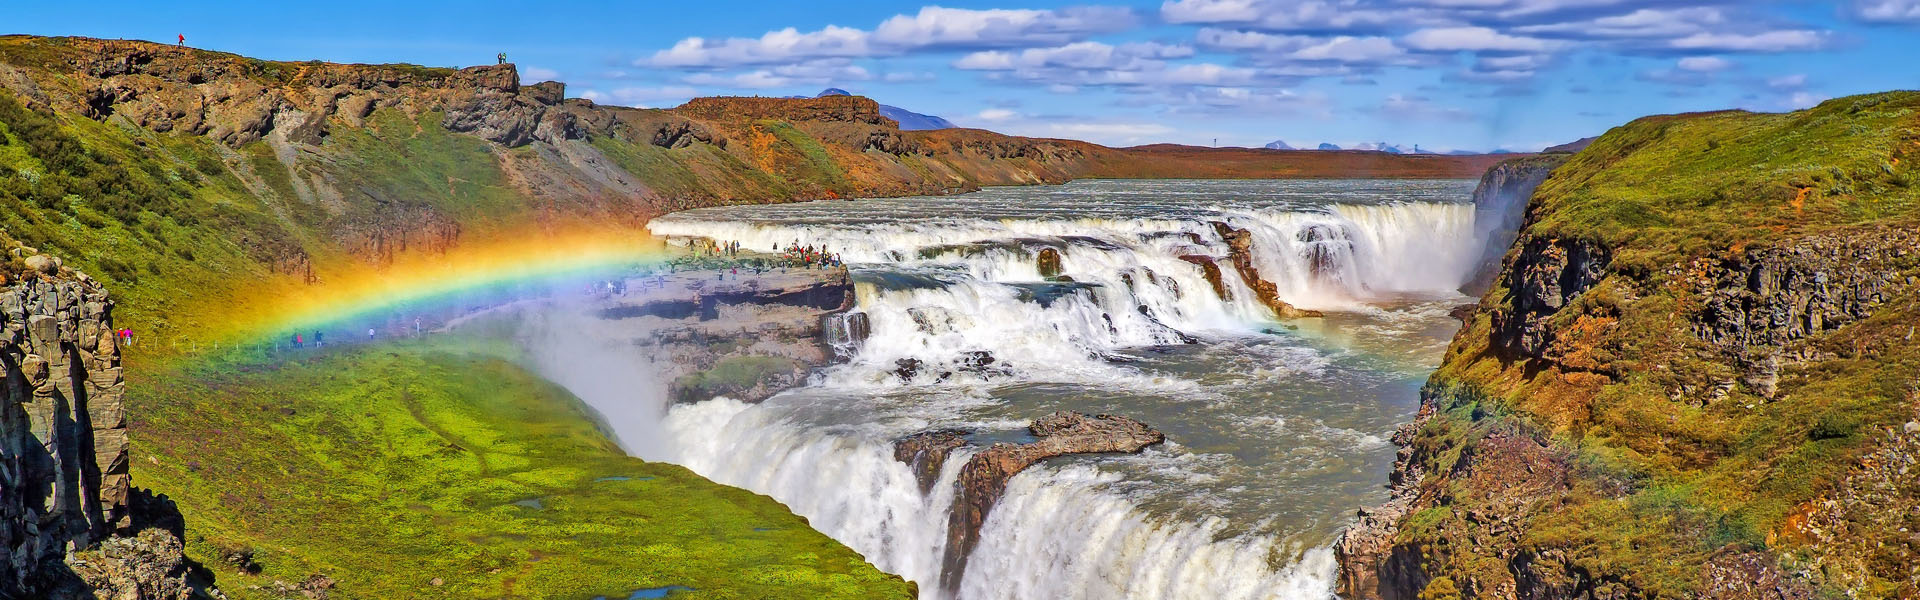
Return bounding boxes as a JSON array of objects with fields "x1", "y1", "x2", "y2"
[{"x1": 1, "y1": 268, "x2": 130, "y2": 594}]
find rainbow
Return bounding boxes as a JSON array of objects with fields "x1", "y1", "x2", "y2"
[{"x1": 216, "y1": 227, "x2": 673, "y2": 344}]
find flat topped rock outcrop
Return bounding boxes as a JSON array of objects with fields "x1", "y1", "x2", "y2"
[{"x1": 919, "y1": 411, "x2": 1166, "y2": 591}]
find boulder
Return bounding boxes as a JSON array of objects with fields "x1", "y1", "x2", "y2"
[
  {"x1": 24, "y1": 254, "x2": 60, "y2": 275},
  {"x1": 1036, "y1": 248, "x2": 1063, "y2": 279},
  {"x1": 58, "y1": 528, "x2": 197, "y2": 600}
]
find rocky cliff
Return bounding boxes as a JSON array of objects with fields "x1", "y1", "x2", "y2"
[
  {"x1": 1, "y1": 249, "x2": 201, "y2": 599},
  {"x1": 1337, "y1": 92, "x2": 1920, "y2": 599},
  {"x1": 1464, "y1": 155, "x2": 1567, "y2": 295}
]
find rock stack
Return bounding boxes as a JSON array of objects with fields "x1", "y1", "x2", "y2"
[{"x1": 0, "y1": 257, "x2": 193, "y2": 598}]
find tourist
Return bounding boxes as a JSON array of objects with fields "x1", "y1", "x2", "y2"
[
  {"x1": 293, "y1": 332, "x2": 302, "y2": 349},
  {"x1": 314, "y1": 330, "x2": 324, "y2": 348},
  {"x1": 367, "y1": 327, "x2": 376, "y2": 341}
]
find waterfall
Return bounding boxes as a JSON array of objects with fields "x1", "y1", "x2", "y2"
[
  {"x1": 660, "y1": 397, "x2": 1338, "y2": 600},
  {"x1": 651, "y1": 200, "x2": 1479, "y2": 382},
  {"x1": 622, "y1": 183, "x2": 1473, "y2": 599}
]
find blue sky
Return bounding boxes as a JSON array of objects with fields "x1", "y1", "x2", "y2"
[{"x1": 10, "y1": 1, "x2": 1919, "y2": 150}]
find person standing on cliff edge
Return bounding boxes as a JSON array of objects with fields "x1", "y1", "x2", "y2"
[{"x1": 177, "y1": 34, "x2": 184, "y2": 46}]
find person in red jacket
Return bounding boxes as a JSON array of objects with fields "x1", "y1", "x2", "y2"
[{"x1": 177, "y1": 34, "x2": 185, "y2": 46}]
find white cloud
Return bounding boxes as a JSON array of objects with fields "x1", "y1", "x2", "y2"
[
  {"x1": 953, "y1": 41, "x2": 1192, "y2": 72},
  {"x1": 1767, "y1": 74, "x2": 1807, "y2": 89},
  {"x1": 1290, "y1": 36, "x2": 1406, "y2": 63},
  {"x1": 1789, "y1": 91, "x2": 1829, "y2": 109},
  {"x1": 1161, "y1": 0, "x2": 1264, "y2": 24},
  {"x1": 1668, "y1": 30, "x2": 1826, "y2": 52},
  {"x1": 1475, "y1": 54, "x2": 1549, "y2": 71},
  {"x1": 647, "y1": 26, "x2": 872, "y2": 67},
  {"x1": 1373, "y1": 93, "x2": 1475, "y2": 121},
  {"x1": 976, "y1": 108, "x2": 1020, "y2": 122},
  {"x1": 1854, "y1": 0, "x2": 1920, "y2": 22},
  {"x1": 601, "y1": 86, "x2": 701, "y2": 107},
  {"x1": 1195, "y1": 28, "x2": 1311, "y2": 52},
  {"x1": 1047, "y1": 122, "x2": 1175, "y2": 143},
  {"x1": 1514, "y1": 7, "x2": 1727, "y2": 39},
  {"x1": 1404, "y1": 27, "x2": 1558, "y2": 52},
  {"x1": 644, "y1": 6, "x2": 1135, "y2": 68},
  {"x1": 953, "y1": 51, "x2": 1015, "y2": 70},
  {"x1": 522, "y1": 66, "x2": 561, "y2": 81},
  {"x1": 882, "y1": 71, "x2": 936, "y2": 82},
  {"x1": 872, "y1": 6, "x2": 1135, "y2": 48},
  {"x1": 1162, "y1": 0, "x2": 1424, "y2": 31},
  {"x1": 1159, "y1": 63, "x2": 1258, "y2": 85},
  {"x1": 683, "y1": 61, "x2": 871, "y2": 89},
  {"x1": 1677, "y1": 56, "x2": 1731, "y2": 72}
]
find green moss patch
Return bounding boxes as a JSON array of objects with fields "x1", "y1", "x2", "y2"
[{"x1": 128, "y1": 342, "x2": 913, "y2": 599}]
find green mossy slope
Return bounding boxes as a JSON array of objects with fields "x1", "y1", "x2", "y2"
[{"x1": 130, "y1": 340, "x2": 914, "y2": 599}]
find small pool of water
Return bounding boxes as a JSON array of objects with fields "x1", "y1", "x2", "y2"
[
  {"x1": 511, "y1": 498, "x2": 544, "y2": 510},
  {"x1": 592, "y1": 585, "x2": 695, "y2": 599}
]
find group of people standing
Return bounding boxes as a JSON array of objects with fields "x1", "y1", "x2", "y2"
[
  {"x1": 288, "y1": 327, "x2": 378, "y2": 349},
  {"x1": 776, "y1": 241, "x2": 842, "y2": 269},
  {"x1": 691, "y1": 239, "x2": 741, "y2": 257}
]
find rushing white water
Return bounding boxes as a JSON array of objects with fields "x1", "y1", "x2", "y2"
[{"x1": 618, "y1": 180, "x2": 1489, "y2": 599}]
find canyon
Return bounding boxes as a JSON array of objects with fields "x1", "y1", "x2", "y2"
[{"x1": 1, "y1": 31, "x2": 1916, "y2": 600}]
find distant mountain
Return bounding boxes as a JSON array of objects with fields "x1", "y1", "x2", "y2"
[
  {"x1": 1544, "y1": 136, "x2": 1598, "y2": 153},
  {"x1": 812, "y1": 88, "x2": 955, "y2": 131},
  {"x1": 1317, "y1": 143, "x2": 1341, "y2": 150},
  {"x1": 878, "y1": 105, "x2": 955, "y2": 131},
  {"x1": 1349, "y1": 142, "x2": 1408, "y2": 154},
  {"x1": 1264, "y1": 139, "x2": 1294, "y2": 150}
]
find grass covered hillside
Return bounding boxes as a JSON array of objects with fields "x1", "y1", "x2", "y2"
[
  {"x1": 0, "y1": 35, "x2": 932, "y2": 598},
  {"x1": 134, "y1": 338, "x2": 915, "y2": 599},
  {"x1": 1340, "y1": 92, "x2": 1920, "y2": 598}
]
